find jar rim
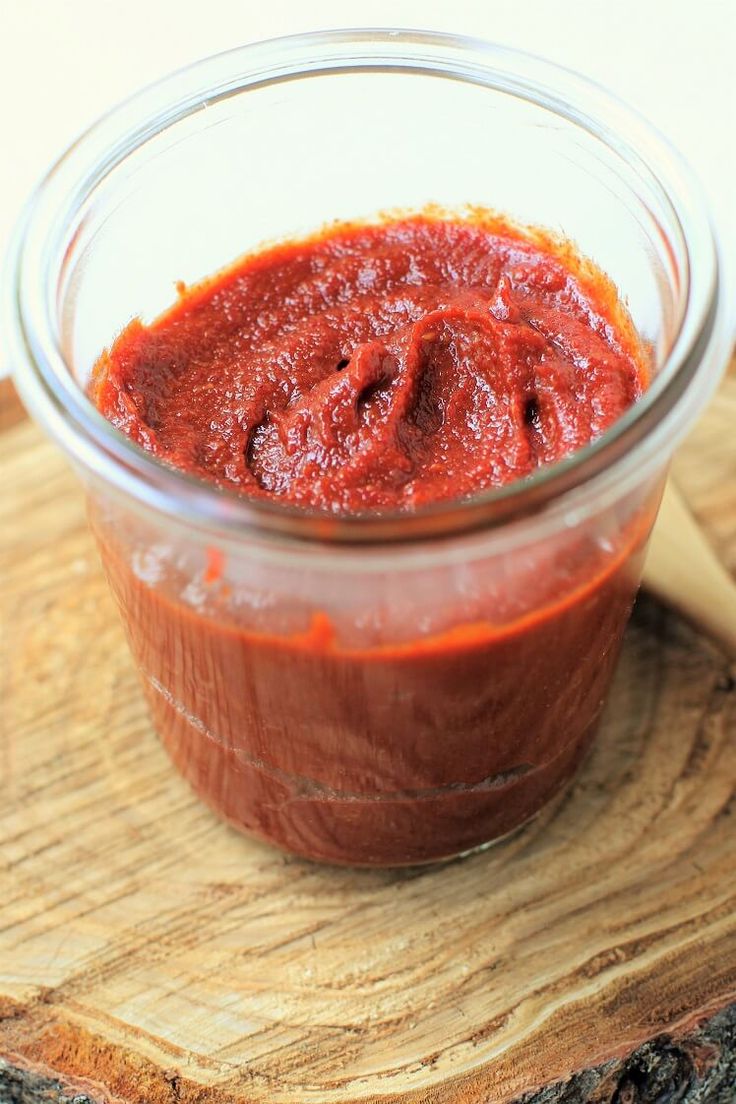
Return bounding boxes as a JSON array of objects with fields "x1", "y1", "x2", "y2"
[{"x1": 5, "y1": 28, "x2": 730, "y2": 546}]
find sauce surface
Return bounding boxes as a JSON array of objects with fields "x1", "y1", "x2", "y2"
[{"x1": 93, "y1": 216, "x2": 643, "y2": 511}]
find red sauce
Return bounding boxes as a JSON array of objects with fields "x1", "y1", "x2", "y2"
[{"x1": 91, "y1": 215, "x2": 651, "y2": 865}]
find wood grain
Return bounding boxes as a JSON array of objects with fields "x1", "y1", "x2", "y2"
[{"x1": 1, "y1": 373, "x2": 735, "y2": 1104}]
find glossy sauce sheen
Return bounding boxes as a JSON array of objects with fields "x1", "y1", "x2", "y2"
[
  {"x1": 93, "y1": 218, "x2": 642, "y2": 511},
  {"x1": 91, "y1": 216, "x2": 650, "y2": 866}
]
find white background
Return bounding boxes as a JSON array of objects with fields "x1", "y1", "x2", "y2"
[{"x1": 1, "y1": 0, "x2": 734, "y2": 374}]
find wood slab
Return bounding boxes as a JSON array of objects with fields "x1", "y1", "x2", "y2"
[{"x1": 1, "y1": 370, "x2": 735, "y2": 1104}]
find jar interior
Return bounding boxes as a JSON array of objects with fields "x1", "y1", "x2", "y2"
[{"x1": 56, "y1": 69, "x2": 686, "y2": 391}]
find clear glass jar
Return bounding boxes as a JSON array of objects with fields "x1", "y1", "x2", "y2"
[{"x1": 5, "y1": 31, "x2": 731, "y2": 866}]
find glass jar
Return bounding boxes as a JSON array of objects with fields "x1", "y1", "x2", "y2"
[{"x1": 6, "y1": 31, "x2": 731, "y2": 866}]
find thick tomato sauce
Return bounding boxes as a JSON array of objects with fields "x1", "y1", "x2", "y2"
[
  {"x1": 93, "y1": 217, "x2": 642, "y2": 511},
  {"x1": 91, "y1": 215, "x2": 650, "y2": 865}
]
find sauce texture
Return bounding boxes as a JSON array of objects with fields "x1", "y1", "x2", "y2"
[{"x1": 93, "y1": 217, "x2": 642, "y2": 512}]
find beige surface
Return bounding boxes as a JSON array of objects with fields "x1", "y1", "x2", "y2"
[
  {"x1": 1, "y1": 374, "x2": 735, "y2": 1103},
  {"x1": 1, "y1": 1, "x2": 735, "y2": 388}
]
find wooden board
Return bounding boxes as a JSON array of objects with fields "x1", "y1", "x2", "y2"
[{"x1": 1, "y1": 370, "x2": 735, "y2": 1104}]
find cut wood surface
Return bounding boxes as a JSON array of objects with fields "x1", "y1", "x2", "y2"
[{"x1": 1, "y1": 369, "x2": 735, "y2": 1104}]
